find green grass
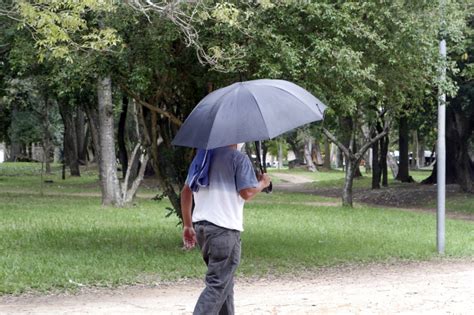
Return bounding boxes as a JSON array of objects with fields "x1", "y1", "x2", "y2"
[
  {"x1": 242, "y1": 202, "x2": 474, "y2": 275},
  {"x1": 446, "y1": 196, "x2": 474, "y2": 214},
  {"x1": 0, "y1": 162, "x2": 100, "y2": 194},
  {"x1": 0, "y1": 162, "x2": 157, "y2": 196},
  {"x1": 1, "y1": 190, "x2": 473, "y2": 295},
  {"x1": 0, "y1": 193, "x2": 199, "y2": 294},
  {"x1": 409, "y1": 169, "x2": 434, "y2": 182},
  {"x1": 275, "y1": 168, "x2": 474, "y2": 215},
  {"x1": 1, "y1": 163, "x2": 473, "y2": 295},
  {"x1": 426, "y1": 195, "x2": 474, "y2": 215}
]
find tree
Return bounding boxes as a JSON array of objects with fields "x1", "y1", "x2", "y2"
[
  {"x1": 227, "y1": 1, "x2": 449, "y2": 206},
  {"x1": 11, "y1": 1, "x2": 244, "y2": 209},
  {"x1": 395, "y1": 112, "x2": 414, "y2": 183},
  {"x1": 13, "y1": 1, "x2": 144, "y2": 206},
  {"x1": 266, "y1": 138, "x2": 288, "y2": 169},
  {"x1": 422, "y1": 6, "x2": 474, "y2": 191},
  {"x1": 2, "y1": 76, "x2": 62, "y2": 168}
]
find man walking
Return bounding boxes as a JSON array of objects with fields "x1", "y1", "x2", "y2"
[{"x1": 181, "y1": 144, "x2": 271, "y2": 315}]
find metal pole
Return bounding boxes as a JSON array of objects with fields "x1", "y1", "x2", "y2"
[{"x1": 437, "y1": 37, "x2": 446, "y2": 255}]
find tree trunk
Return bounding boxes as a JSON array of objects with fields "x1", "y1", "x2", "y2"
[
  {"x1": 262, "y1": 141, "x2": 268, "y2": 172},
  {"x1": 352, "y1": 138, "x2": 363, "y2": 178},
  {"x1": 84, "y1": 102, "x2": 101, "y2": 165},
  {"x1": 339, "y1": 116, "x2": 353, "y2": 171},
  {"x1": 75, "y1": 107, "x2": 87, "y2": 164},
  {"x1": 8, "y1": 104, "x2": 22, "y2": 162},
  {"x1": 412, "y1": 130, "x2": 421, "y2": 169},
  {"x1": 58, "y1": 102, "x2": 80, "y2": 176},
  {"x1": 371, "y1": 135, "x2": 381, "y2": 189},
  {"x1": 323, "y1": 137, "x2": 331, "y2": 169},
  {"x1": 361, "y1": 123, "x2": 372, "y2": 173},
  {"x1": 422, "y1": 106, "x2": 474, "y2": 192},
  {"x1": 323, "y1": 124, "x2": 390, "y2": 208},
  {"x1": 148, "y1": 111, "x2": 181, "y2": 216},
  {"x1": 387, "y1": 150, "x2": 399, "y2": 179},
  {"x1": 118, "y1": 96, "x2": 129, "y2": 179},
  {"x1": 121, "y1": 143, "x2": 149, "y2": 204},
  {"x1": 126, "y1": 99, "x2": 142, "y2": 184},
  {"x1": 42, "y1": 96, "x2": 52, "y2": 174},
  {"x1": 342, "y1": 159, "x2": 359, "y2": 207},
  {"x1": 304, "y1": 137, "x2": 316, "y2": 172},
  {"x1": 43, "y1": 136, "x2": 52, "y2": 174},
  {"x1": 97, "y1": 76, "x2": 123, "y2": 206},
  {"x1": 380, "y1": 135, "x2": 389, "y2": 187},
  {"x1": 312, "y1": 139, "x2": 324, "y2": 165},
  {"x1": 417, "y1": 136, "x2": 425, "y2": 168},
  {"x1": 278, "y1": 142, "x2": 283, "y2": 169},
  {"x1": 83, "y1": 123, "x2": 91, "y2": 165},
  {"x1": 364, "y1": 149, "x2": 372, "y2": 174},
  {"x1": 396, "y1": 115, "x2": 413, "y2": 182},
  {"x1": 287, "y1": 134, "x2": 304, "y2": 162},
  {"x1": 337, "y1": 147, "x2": 344, "y2": 169}
]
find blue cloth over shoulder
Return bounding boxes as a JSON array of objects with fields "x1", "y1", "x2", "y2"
[{"x1": 186, "y1": 149, "x2": 213, "y2": 192}]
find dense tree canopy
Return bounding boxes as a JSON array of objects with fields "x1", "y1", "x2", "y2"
[{"x1": 0, "y1": 0, "x2": 471, "y2": 210}]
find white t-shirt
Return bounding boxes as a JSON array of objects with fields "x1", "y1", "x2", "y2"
[{"x1": 189, "y1": 147, "x2": 258, "y2": 231}]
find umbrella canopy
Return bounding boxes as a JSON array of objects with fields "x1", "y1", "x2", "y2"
[{"x1": 172, "y1": 79, "x2": 327, "y2": 149}]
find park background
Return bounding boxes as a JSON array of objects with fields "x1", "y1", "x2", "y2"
[{"x1": 0, "y1": 0, "x2": 473, "y2": 296}]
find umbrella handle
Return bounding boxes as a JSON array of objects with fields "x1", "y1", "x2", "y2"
[
  {"x1": 254, "y1": 141, "x2": 272, "y2": 194},
  {"x1": 255, "y1": 168, "x2": 272, "y2": 194},
  {"x1": 263, "y1": 181, "x2": 273, "y2": 194}
]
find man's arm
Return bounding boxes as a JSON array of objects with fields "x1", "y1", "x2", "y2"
[
  {"x1": 181, "y1": 184, "x2": 196, "y2": 249},
  {"x1": 239, "y1": 173, "x2": 271, "y2": 201}
]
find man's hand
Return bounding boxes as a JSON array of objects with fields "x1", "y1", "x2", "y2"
[
  {"x1": 240, "y1": 173, "x2": 272, "y2": 200},
  {"x1": 258, "y1": 173, "x2": 271, "y2": 188},
  {"x1": 183, "y1": 226, "x2": 197, "y2": 250}
]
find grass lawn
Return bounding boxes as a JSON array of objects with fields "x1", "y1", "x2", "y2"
[
  {"x1": 435, "y1": 195, "x2": 474, "y2": 215},
  {"x1": 271, "y1": 168, "x2": 474, "y2": 215},
  {"x1": 0, "y1": 162, "x2": 157, "y2": 196},
  {"x1": 1, "y1": 163, "x2": 473, "y2": 295}
]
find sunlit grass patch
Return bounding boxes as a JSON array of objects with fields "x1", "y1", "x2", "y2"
[
  {"x1": 241, "y1": 202, "x2": 474, "y2": 275},
  {"x1": 422, "y1": 194, "x2": 474, "y2": 215}
]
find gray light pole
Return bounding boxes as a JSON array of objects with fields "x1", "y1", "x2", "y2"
[{"x1": 437, "y1": 0, "x2": 446, "y2": 255}]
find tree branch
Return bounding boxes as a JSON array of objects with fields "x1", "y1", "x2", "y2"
[
  {"x1": 127, "y1": 0, "x2": 244, "y2": 72},
  {"x1": 125, "y1": 152, "x2": 149, "y2": 204},
  {"x1": 322, "y1": 127, "x2": 353, "y2": 159},
  {"x1": 355, "y1": 120, "x2": 390, "y2": 160},
  {"x1": 119, "y1": 83, "x2": 182, "y2": 126},
  {"x1": 121, "y1": 143, "x2": 140, "y2": 197}
]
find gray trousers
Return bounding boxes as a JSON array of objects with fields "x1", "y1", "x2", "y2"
[{"x1": 193, "y1": 221, "x2": 241, "y2": 315}]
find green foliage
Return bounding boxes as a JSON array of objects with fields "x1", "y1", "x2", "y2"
[
  {"x1": 7, "y1": 109, "x2": 41, "y2": 144},
  {"x1": 2, "y1": 77, "x2": 63, "y2": 147},
  {"x1": 1, "y1": 1, "x2": 471, "y2": 212},
  {"x1": 16, "y1": 0, "x2": 120, "y2": 62},
  {"x1": 265, "y1": 137, "x2": 288, "y2": 158}
]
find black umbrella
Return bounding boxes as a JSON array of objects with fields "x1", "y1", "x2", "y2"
[
  {"x1": 172, "y1": 79, "x2": 327, "y2": 150},
  {"x1": 173, "y1": 79, "x2": 327, "y2": 193}
]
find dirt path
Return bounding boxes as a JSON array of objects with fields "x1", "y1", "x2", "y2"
[
  {"x1": 1, "y1": 259, "x2": 473, "y2": 315},
  {"x1": 271, "y1": 172, "x2": 314, "y2": 184}
]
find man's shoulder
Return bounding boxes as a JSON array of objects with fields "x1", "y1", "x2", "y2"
[
  {"x1": 232, "y1": 150, "x2": 250, "y2": 163},
  {"x1": 214, "y1": 148, "x2": 251, "y2": 167}
]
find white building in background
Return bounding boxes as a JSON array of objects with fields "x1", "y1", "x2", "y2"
[{"x1": 0, "y1": 143, "x2": 5, "y2": 163}]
